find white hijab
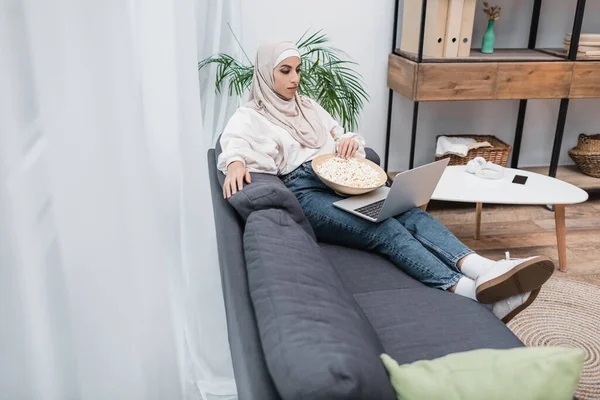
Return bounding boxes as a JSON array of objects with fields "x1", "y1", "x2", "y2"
[{"x1": 246, "y1": 41, "x2": 327, "y2": 149}]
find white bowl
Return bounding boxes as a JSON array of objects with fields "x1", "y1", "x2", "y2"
[{"x1": 312, "y1": 153, "x2": 388, "y2": 196}]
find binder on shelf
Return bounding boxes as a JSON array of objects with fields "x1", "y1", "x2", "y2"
[
  {"x1": 400, "y1": 0, "x2": 449, "y2": 58},
  {"x1": 458, "y1": 0, "x2": 477, "y2": 57},
  {"x1": 443, "y1": 0, "x2": 464, "y2": 57}
]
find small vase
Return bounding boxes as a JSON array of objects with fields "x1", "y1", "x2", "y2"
[{"x1": 481, "y1": 20, "x2": 495, "y2": 54}]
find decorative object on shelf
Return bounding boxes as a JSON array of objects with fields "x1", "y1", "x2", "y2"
[
  {"x1": 481, "y1": 2, "x2": 501, "y2": 54},
  {"x1": 435, "y1": 134, "x2": 511, "y2": 166},
  {"x1": 568, "y1": 134, "x2": 600, "y2": 178},
  {"x1": 198, "y1": 30, "x2": 368, "y2": 132},
  {"x1": 435, "y1": 136, "x2": 492, "y2": 158},
  {"x1": 564, "y1": 33, "x2": 600, "y2": 59}
]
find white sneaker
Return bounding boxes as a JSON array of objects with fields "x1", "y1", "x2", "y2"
[
  {"x1": 476, "y1": 252, "x2": 554, "y2": 304},
  {"x1": 493, "y1": 289, "x2": 540, "y2": 323}
]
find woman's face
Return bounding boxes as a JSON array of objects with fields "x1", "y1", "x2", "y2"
[{"x1": 273, "y1": 56, "x2": 301, "y2": 100}]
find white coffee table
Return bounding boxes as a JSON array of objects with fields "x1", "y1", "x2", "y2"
[{"x1": 429, "y1": 166, "x2": 589, "y2": 272}]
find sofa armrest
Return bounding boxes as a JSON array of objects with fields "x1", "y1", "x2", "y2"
[
  {"x1": 207, "y1": 149, "x2": 280, "y2": 400},
  {"x1": 365, "y1": 147, "x2": 380, "y2": 166}
]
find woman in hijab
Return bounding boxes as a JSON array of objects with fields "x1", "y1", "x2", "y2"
[{"x1": 217, "y1": 41, "x2": 552, "y2": 323}]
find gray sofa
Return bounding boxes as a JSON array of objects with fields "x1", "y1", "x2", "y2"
[{"x1": 208, "y1": 146, "x2": 524, "y2": 400}]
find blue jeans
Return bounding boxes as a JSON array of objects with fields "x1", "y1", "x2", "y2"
[{"x1": 281, "y1": 162, "x2": 473, "y2": 290}]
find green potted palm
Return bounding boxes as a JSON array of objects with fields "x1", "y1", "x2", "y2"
[{"x1": 198, "y1": 30, "x2": 369, "y2": 132}]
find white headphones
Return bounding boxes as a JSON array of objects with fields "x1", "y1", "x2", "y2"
[{"x1": 466, "y1": 157, "x2": 504, "y2": 180}]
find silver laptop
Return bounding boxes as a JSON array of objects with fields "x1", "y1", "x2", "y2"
[{"x1": 333, "y1": 158, "x2": 449, "y2": 223}]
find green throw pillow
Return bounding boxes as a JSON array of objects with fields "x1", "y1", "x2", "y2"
[{"x1": 381, "y1": 347, "x2": 584, "y2": 400}]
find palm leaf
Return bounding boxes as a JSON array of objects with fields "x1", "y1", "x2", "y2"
[
  {"x1": 198, "y1": 29, "x2": 368, "y2": 131},
  {"x1": 198, "y1": 54, "x2": 253, "y2": 96}
]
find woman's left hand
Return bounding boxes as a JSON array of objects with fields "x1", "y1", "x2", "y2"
[{"x1": 337, "y1": 138, "x2": 359, "y2": 159}]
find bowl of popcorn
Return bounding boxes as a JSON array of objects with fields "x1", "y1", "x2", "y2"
[{"x1": 312, "y1": 153, "x2": 388, "y2": 196}]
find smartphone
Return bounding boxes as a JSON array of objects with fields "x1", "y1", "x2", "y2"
[{"x1": 512, "y1": 175, "x2": 528, "y2": 185}]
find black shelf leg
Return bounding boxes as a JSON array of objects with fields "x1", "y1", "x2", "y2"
[
  {"x1": 511, "y1": 0, "x2": 541, "y2": 169},
  {"x1": 511, "y1": 100, "x2": 528, "y2": 168},
  {"x1": 383, "y1": 0, "x2": 401, "y2": 172},
  {"x1": 528, "y1": 0, "x2": 542, "y2": 49},
  {"x1": 407, "y1": 0, "x2": 426, "y2": 170},
  {"x1": 568, "y1": 0, "x2": 586, "y2": 60},
  {"x1": 384, "y1": 89, "x2": 394, "y2": 172},
  {"x1": 549, "y1": 99, "x2": 570, "y2": 178},
  {"x1": 417, "y1": 0, "x2": 428, "y2": 62},
  {"x1": 547, "y1": 0, "x2": 584, "y2": 178},
  {"x1": 547, "y1": 0, "x2": 584, "y2": 179},
  {"x1": 409, "y1": 102, "x2": 420, "y2": 170}
]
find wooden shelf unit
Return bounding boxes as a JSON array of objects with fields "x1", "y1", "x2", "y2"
[
  {"x1": 569, "y1": 62, "x2": 600, "y2": 99},
  {"x1": 384, "y1": 0, "x2": 600, "y2": 190},
  {"x1": 388, "y1": 54, "x2": 600, "y2": 101}
]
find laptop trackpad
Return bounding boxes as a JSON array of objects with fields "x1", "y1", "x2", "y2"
[{"x1": 333, "y1": 186, "x2": 389, "y2": 210}]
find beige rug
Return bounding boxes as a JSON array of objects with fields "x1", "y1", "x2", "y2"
[
  {"x1": 507, "y1": 276, "x2": 600, "y2": 400},
  {"x1": 566, "y1": 274, "x2": 600, "y2": 287}
]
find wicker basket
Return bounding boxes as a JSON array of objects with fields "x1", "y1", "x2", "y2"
[
  {"x1": 568, "y1": 133, "x2": 600, "y2": 178},
  {"x1": 435, "y1": 135, "x2": 512, "y2": 167}
]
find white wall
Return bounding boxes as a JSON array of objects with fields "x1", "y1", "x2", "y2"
[{"x1": 238, "y1": 0, "x2": 600, "y2": 171}]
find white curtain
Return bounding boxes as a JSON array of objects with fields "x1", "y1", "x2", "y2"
[
  {"x1": 198, "y1": 0, "x2": 244, "y2": 143},
  {"x1": 0, "y1": 0, "x2": 236, "y2": 399}
]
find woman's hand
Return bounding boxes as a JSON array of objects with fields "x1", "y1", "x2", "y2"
[
  {"x1": 223, "y1": 161, "x2": 251, "y2": 199},
  {"x1": 337, "y1": 138, "x2": 360, "y2": 159}
]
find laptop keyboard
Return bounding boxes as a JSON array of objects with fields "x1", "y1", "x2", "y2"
[{"x1": 354, "y1": 199, "x2": 385, "y2": 219}]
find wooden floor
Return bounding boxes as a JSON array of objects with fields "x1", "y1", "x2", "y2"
[{"x1": 428, "y1": 193, "x2": 600, "y2": 286}]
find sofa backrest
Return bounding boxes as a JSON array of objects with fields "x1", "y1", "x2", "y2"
[{"x1": 207, "y1": 148, "x2": 281, "y2": 400}]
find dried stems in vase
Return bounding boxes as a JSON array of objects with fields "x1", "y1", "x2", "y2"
[
  {"x1": 481, "y1": 2, "x2": 501, "y2": 53},
  {"x1": 483, "y1": 2, "x2": 502, "y2": 21}
]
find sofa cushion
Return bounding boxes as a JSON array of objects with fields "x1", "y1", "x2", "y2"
[
  {"x1": 319, "y1": 244, "x2": 424, "y2": 294},
  {"x1": 355, "y1": 287, "x2": 524, "y2": 365},
  {"x1": 244, "y1": 209, "x2": 396, "y2": 400},
  {"x1": 381, "y1": 347, "x2": 584, "y2": 400},
  {"x1": 319, "y1": 243, "x2": 522, "y2": 363}
]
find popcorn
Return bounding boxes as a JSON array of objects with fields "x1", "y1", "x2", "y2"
[{"x1": 315, "y1": 157, "x2": 382, "y2": 188}]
